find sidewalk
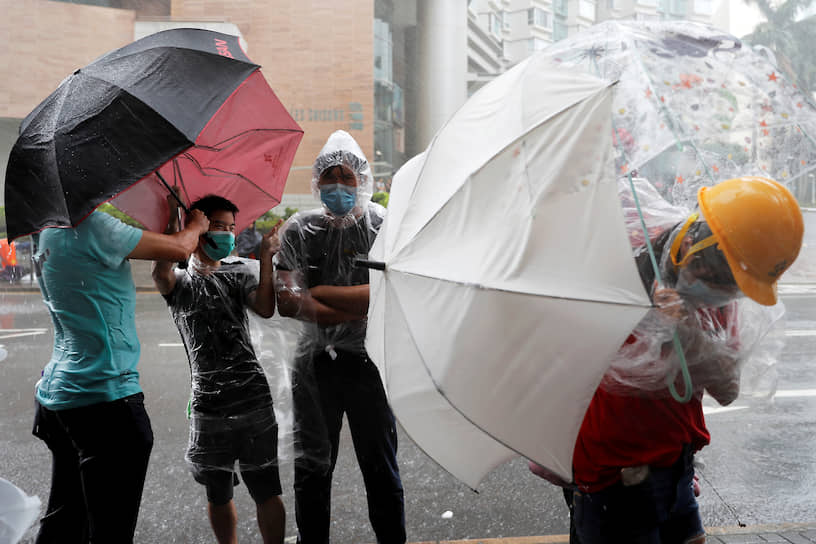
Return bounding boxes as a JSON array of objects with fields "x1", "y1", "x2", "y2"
[{"x1": 404, "y1": 523, "x2": 816, "y2": 543}]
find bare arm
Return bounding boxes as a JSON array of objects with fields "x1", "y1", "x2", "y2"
[
  {"x1": 275, "y1": 270, "x2": 361, "y2": 325},
  {"x1": 131, "y1": 209, "x2": 209, "y2": 262},
  {"x1": 309, "y1": 284, "x2": 369, "y2": 317},
  {"x1": 150, "y1": 193, "x2": 208, "y2": 295},
  {"x1": 248, "y1": 222, "x2": 283, "y2": 318}
]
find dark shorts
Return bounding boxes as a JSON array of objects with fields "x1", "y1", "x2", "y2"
[{"x1": 187, "y1": 406, "x2": 282, "y2": 505}]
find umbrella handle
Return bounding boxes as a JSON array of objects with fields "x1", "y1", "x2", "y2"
[
  {"x1": 667, "y1": 332, "x2": 693, "y2": 403},
  {"x1": 156, "y1": 171, "x2": 190, "y2": 214},
  {"x1": 626, "y1": 173, "x2": 694, "y2": 404},
  {"x1": 354, "y1": 259, "x2": 386, "y2": 271},
  {"x1": 155, "y1": 171, "x2": 216, "y2": 253},
  {"x1": 176, "y1": 207, "x2": 188, "y2": 270}
]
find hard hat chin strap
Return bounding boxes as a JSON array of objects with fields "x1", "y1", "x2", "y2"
[{"x1": 670, "y1": 212, "x2": 718, "y2": 268}]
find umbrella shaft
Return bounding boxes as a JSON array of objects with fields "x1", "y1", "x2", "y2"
[{"x1": 354, "y1": 259, "x2": 386, "y2": 271}]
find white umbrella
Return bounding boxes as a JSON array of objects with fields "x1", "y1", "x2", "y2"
[{"x1": 366, "y1": 53, "x2": 653, "y2": 488}]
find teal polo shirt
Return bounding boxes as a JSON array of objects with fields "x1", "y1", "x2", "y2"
[{"x1": 34, "y1": 211, "x2": 144, "y2": 410}]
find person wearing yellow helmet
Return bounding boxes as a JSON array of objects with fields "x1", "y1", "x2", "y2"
[
  {"x1": 696, "y1": 176, "x2": 804, "y2": 306},
  {"x1": 564, "y1": 177, "x2": 803, "y2": 544}
]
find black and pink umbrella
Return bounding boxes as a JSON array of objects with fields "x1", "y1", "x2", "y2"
[{"x1": 5, "y1": 28, "x2": 303, "y2": 240}]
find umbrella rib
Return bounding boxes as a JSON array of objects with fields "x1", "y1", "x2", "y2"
[
  {"x1": 396, "y1": 81, "x2": 617, "y2": 257},
  {"x1": 385, "y1": 279, "x2": 583, "y2": 483},
  {"x1": 192, "y1": 128, "x2": 303, "y2": 152},
  {"x1": 174, "y1": 151, "x2": 282, "y2": 201},
  {"x1": 386, "y1": 268, "x2": 653, "y2": 309}
]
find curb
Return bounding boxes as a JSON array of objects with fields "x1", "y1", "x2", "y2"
[{"x1": 400, "y1": 524, "x2": 816, "y2": 544}]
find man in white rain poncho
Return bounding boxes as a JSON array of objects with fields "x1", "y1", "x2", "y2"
[
  {"x1": 274, "y1": 131, "x2": 405, "y2": 544},
  {"x1": 152, "y1": 194, "x2": 285, "y2": 544},
  {"x1": 569, "y1": 177, "x2": 803, "y2": 544}
]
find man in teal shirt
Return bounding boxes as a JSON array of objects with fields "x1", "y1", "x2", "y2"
[{"x1": 31, "y1": 208, "x2": 209, "y2": 544}]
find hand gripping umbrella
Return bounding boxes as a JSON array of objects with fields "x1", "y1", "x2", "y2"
[
  {"x1": 365, "y1": 54, "x2": 653, "y2": 488},
  {"x1": 5, "y1": 28, "x2": 303, "y2": 241}
]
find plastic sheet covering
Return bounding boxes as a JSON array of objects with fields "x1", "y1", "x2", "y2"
[
  {"x1": 274, "y1": 205, "x2": 384, "y2": 357},
  {"x1": 0, "y1": 478, "x2": 40, "y2": 544},
  {"x1": 167, "y1": 255, "x2": 300, "y2": 472},
  {"x1": 272, "y1": 132, "x2": 383, "y2": 470},
  {"x1": 309, "y1": 130, "x2": 374, "y2": 222},
  {"x1": 601, "y1": 178, "x2": 785, "y2": 400}
]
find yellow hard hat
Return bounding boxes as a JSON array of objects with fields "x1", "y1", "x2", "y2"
[{"x1": 698, "y1": 176, "x2": 804, "y2": 306}]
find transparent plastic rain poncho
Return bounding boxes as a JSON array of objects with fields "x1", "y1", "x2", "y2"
[
  {"x1": 165, "y1": 255, "x2": 286, "y2": 473},
  {"x1": 273, "y1": 131, "x2": 384, "y2": 469},
  {"x1": 600, "y1": 177, "x2": 786, "y2": 401}
]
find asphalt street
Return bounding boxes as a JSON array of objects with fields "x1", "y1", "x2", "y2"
[{"x1": 2, "y1": 288, "x2": 816, "y2": 543}]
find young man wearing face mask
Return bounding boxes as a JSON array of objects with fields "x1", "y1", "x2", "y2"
[
  {"x1": 274, "y1": 131, "x2": 406, "y2": 544},
  {"x1": 152, "y1": 194, "x2": 286, "y2": 544},
  {"x1": 566, "y1": 177, "x2": 803, "y2": 544}
]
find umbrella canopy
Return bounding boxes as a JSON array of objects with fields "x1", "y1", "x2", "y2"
[
  {"x1": 546, "y1": 20, "x2": 816, "y2": 209},
  {"x1": 5, "y1": 28, "x2": 303, "y2": 240},
  {"x1": 367, "y1": 54, "x2": 653, "y2": 488},
  {"x1": 366, "y1": 20, "x2": 816, "y2": 489}
]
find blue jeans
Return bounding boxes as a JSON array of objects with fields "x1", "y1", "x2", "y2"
[
  {"x1": 573, "y1": 447, "x2": 704, "y2": 544},
  {"x1": 32, "y1": 393, "x2": 154, "y2": 544},
  {"x1": 292, "y1": 349, "x2": 405, "y2": 544}
]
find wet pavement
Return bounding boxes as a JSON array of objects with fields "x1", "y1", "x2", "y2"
[{"x1": 2, "y1": 286, "x2": 816, "y2": 543}]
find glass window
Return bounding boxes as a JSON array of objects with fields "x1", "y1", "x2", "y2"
[
  {"x1": 528, "y1": 7, "x2": 549, "y2": 26},
  {"x1": 491, "y1": 11, "x2": 502, "y2": 35},
  {"x1": 373, "y1": 18, "x2": 392, "y2": 84},
  {"x1": 553, "y1": 19, "x2": 568, "y2": 41},
  {"x1": 579, "y1": 0, "x2": 595, "y2": 18}
]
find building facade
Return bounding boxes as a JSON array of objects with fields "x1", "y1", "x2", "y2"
[{"x1": 0, "y1": 0, "x2": 746, "y2": 210}]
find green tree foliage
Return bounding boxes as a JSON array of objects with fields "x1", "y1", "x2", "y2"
[
  {"x1": 372, "y1": 191, "x2": 390, "y2": 207},
  {"x1": 97, "y1": 203, "x2": 145, "y2": 229},
  {"x1": 741, "y1": 0, "x2": 816, "y2": 99},
  {"x1": 255, "y1": 207, "x2": 298, "y2": 234}
]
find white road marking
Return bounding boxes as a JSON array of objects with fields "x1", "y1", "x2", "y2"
[
  {"x1": 158, "y1": 342, "x2": 185, "y2": 347},
  {"x1": 774, "y1": 389, "x2": 816, "y2": 398},
  {"x1": 704, "y1": 389, "x2": 816, "y2": 414},
  {"x1": 703, "y1": 405, "x2": 749, "y2": 415},
  {"x1": 0, "y1": 328, "x2": 47, "y2": 340},
  {"x1": 785, "y1": 330, "x2": 816, "y2": 337}
]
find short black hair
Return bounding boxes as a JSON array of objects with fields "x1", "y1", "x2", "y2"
[{"x1": 189, "y1": 195, "x2": 239, "y2": 218}]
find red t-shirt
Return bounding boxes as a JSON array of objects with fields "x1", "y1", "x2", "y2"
[
  {"x1": 573, "y1": 304, "x2": 737, "y2": 492},
  {"x1": 572, "y1": 386, "x2": 710, "y2": 492}
]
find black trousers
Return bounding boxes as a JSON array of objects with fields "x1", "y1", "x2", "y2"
[
  {"x1": 292, "y1": 350, "x2": 405, "y2": 544},
  {"x1": 32, "y1": 393, "x2": 154, "y2": 544}
]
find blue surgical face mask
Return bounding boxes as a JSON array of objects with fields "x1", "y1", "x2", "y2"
[
  {"x1": 202, "y1": 231, "x2": 235, "y2": 262},
  {"x1": 320, "y1": 183, "x2": 357, "y2": 216},
  {"x1": 675, "y1": 273, "x2": 739, "y2": 308}
]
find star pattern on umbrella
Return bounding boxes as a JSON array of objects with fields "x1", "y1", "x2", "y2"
[{"x1": 768, "y1": 72, "x2": 778, "y2": 82}]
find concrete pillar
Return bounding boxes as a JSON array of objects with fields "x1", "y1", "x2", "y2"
[{"x1": 415, "y1": 0, "x2": 468, "y2": 150}]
